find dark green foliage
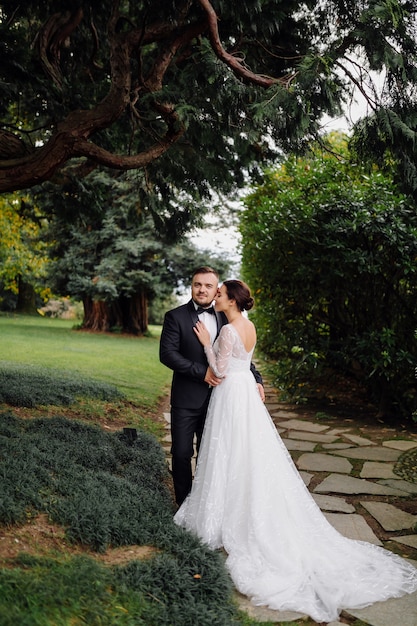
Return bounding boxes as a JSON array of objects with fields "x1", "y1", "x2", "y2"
[
  {"x1": 114, "y1": 550, "x2": 237, "y2": 625},
  {"x1": 240, "y1": 137, "x2": 417, "y2": 420},
  {"x1": 0, "y1": 413, "x2": 172, "y2": 547},
  {"x1": 0, "y1": 362, "x2": 123, "y2": 407},
  {"x1": 1, "y1": 1, "x2": 417, "y2": 195},
  {"x1": 0, "y1": 556, "x2": 123, "y2": 626},
  {"x1": 0, "y1": 413, "x2": 241, "y2": 624},
  {"x1": 38, "y1": 170, "x2": 232, "y2": 313},
  {"x1": 350, "y1": 107, "x2": 417, "y2": 200},
  {"x1": 0, "y1": 551, "x2": 239, "y2": 626}
]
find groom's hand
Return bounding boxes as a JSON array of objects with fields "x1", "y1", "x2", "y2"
[
  {"x1": 257, "y1": 383, "x2": 265, "y2": 402},
  {"x1": 204, "y1": 367, "x2": 222, "y2": 387}
]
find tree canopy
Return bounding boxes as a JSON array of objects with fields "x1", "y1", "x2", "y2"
[
  {"x1": 1, "y1": 0, "x2": 416, "y2": 195},
  {"x1": 0, "y1": 193, "x2": 50, "y2": 311},
  {"x1": 37, "y1": 169, "x2": 232, "y2": 333}
]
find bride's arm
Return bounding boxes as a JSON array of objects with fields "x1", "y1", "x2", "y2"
[{"x1": 194, "y1": 321, "x2": 233, "y2": 378}]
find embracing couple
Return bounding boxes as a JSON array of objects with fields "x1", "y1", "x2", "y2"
[{"x1": 160, "y1": 266, "x2": 417, "y2": 624}]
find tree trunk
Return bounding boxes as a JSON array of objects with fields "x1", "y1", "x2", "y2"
[
  {"x1": 120, "y1": 292, "x2": 148, "y2": 335},
  {"x1": 82, "y1": 297, "x2": 112, "y2": 332},
  {"x1": 15, "y1": 277, "x2": 37, "y2": 314},
  {"x1": 82, "y1": 292, "x2": 148, "y2": 335}
]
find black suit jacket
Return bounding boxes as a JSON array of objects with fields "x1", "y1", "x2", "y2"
[{"x1": 160, "y1": 299, "x2": 263, "y2": 409}]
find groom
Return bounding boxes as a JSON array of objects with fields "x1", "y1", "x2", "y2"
[{"x1": 160, "y1": 266, "x2": 264, "y2": 506}]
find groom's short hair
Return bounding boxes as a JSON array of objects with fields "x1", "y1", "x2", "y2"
[{"x1": 192, "y1": 266, "x2": 219, "y2": 280}]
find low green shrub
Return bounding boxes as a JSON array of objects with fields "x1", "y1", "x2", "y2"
[
  {"x1": 0, "y1": 362, "x2": 123, "y2": 407},
  {"x1": 0, "y1": 413, "x2": 170, "y2": 548},
  {"x1": 0, "y1": 555, "x2": 152, "y2": 625},
  {"x1": 0, "y1": 414, "x2": 242, "y2": 625},
  {"x1": 114, "y1": 548, "x2": 237, "y2": 625},
  {"x1": 0, "y1": 552, "x2": 240, "y2": 626}
]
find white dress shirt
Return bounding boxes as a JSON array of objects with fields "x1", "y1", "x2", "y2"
[{"x1": 195, "y1": 304, "x2": 217, "y2": 345}]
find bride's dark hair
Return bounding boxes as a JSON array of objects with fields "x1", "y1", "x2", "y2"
[{"x1": 223, "y1": 280, "x2": 254, "y2": 311}]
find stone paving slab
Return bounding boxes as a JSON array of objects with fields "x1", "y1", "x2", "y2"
[
  {"x1": 296, "y1": 452, "x2": 353, "y2": 474},
  {"x1": 163, "y1": 411, "x2": 171, "y2": 423},
  {"x1": 331, "y1": 446, "x2": 402, "y2": 461},
  {"x1": 322, "y1": 443, "x2": 355, "y2": 450},
  {"x1": 360, "y1": 501, "x2": 417, "y2": 531},
  {"x1": 287, "y1": 431, "x2": 340, "y2": 443},
  {"x1": 266, "y1": 402, "x2": 298, "y2": 410},
  {"x1": 346, "y1": 586, "x2": 417, "y2": 626},
  {"x1": 281, "y1": 438, "x2": 316, "y2": 452},
  {"x1": 360, "y1": 461, "x2": 397, "y2": 479},
  {"x1": 324, "y1": 512, "x2": 382, "y2": 545},
  {"x1": 277, "y1": 418, "x2": 330, "y2": 433},
  {"x1": 393, "y1": 535, "x2": 417, "y2": 549},
  {"x1": 274, "y1": 426, "x2": 287, "y2": 434},
  {"x1": 234, "y1": 593, "x2": 305, "y2": 623},
  {"x1": 377, "y1": 479, "x2": 417, "y2": 494},
  {"x1": 299, "y1": 471, "x2": 314, "y2": 486},
  {"x1": 383, "y1": 439, "x2": 417, "y2": 451},
  {"x1": 312, "y1": 493, "x2": 355, "y2": 513},
  {"x1": 326, "y1": 428, "x2": 353, "y2": 435},
  {"x1": 269, "y1": 410, "x2": 303, "y2": 419},
  {"x1": 264, "y1": 404, "x2": 284, "y2": 412},
  {"x1": 314, "y1": 474, "x2": 408, "y2": 496},
  {"x1": 342, "y1": 433, "x2": 376, "y2": 446}
]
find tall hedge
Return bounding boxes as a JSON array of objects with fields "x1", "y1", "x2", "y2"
[{"x1": 240, "y1": 136, "x2": 417, "y2": 420}]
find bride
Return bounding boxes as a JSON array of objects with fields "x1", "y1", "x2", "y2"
[{"x1": 174, "y1": 279, "x2": 417, "y2": 623}]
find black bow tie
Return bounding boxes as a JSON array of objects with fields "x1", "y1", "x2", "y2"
[{"x1": 196, "y1": 306, "x2": 215, "y2": 315}]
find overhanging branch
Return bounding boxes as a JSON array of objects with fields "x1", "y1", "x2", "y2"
[{"x1": 197, "y1": 0, "x2": 289, "y2": 88}]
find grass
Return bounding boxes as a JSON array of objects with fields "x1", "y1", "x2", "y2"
[
  {"x1": 0, "y1": 362, "x2": 123, "y2": 407},
  {"x1": 0, "y1": 313, "x2": 171, "y2": 406}
]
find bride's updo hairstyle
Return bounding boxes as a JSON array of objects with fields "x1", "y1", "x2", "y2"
[{"x1": 223, "y1": 280, "x2": 254, "y2": 312}]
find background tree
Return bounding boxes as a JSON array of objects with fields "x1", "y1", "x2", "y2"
[
  {"x1": 0, "y1": 194, "x2": 50, "y2": 313},
  {"x1": 39, "y1": 170, "x2": 231, "y2": 334},
  {"x1": 240, "y1": 134, "x2": 417, "y2": 421},
  {"x1": 0, "y1": 0, "x2": 416, "y2": 196}
]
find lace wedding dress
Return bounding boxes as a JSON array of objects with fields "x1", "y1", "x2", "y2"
[{"x1": 174, "y1": 324, "x2": 417, "y2": 623}]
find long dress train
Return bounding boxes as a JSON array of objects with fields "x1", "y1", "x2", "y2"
[{"x1": 174, "y1": 324, "x2": 417, "y2": 623}]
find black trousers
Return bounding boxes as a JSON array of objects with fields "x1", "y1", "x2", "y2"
[{"x1": 170, "y1": 397, "x2": 210, "y2": 506}]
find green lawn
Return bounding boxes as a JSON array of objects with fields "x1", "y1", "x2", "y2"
[{"x1": 0, "y1": 313, "x2": 171, "y2": 407}]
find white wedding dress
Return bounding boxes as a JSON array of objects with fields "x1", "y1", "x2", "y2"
[{"x1": 174, "y1": 324, "x2": 417, "y2": 623}]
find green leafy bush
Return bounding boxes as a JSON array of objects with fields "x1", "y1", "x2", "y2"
[
  {"x1": 0, "y1": 362, "x2": 123, "y2": 407},
  {"x1": 240, "y1": 137, "x2": 417, "y2": 420}
]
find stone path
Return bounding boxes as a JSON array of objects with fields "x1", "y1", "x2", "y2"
[{"x1": 162, "y1": 383, "x2": 417, "y2": 625}]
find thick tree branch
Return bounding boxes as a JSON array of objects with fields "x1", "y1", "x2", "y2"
[
  {"x1": 5, "y1": 0, "x2": 408, "y2": 193},
  {"x1": 0, "y1": 97, "x2": 185, "y2": 192},
  {"x1": 32, "y1": 8, "x2": 84, "y2": 88},
  {"x1": 144, "y1": 21, "x2": 208, "y2": 92},
  {"x1": 0, "y1": 130, "x2": 29, "y2": 158},
  {"x1": 0, "y1": 1, "x2": 299, "y2": 192},
  {"x1": 197, "y1": 0, "x2": 287, "y2": 87},
  {"x1": 0, "y1": 4, "x2": 133, "y2": 191},
  {"x1": 0, "y1": 3, "x2": 198, "y2": 192},
  {"x1": 72, "y1": 102, "x2": 185, "y2": 169}
]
